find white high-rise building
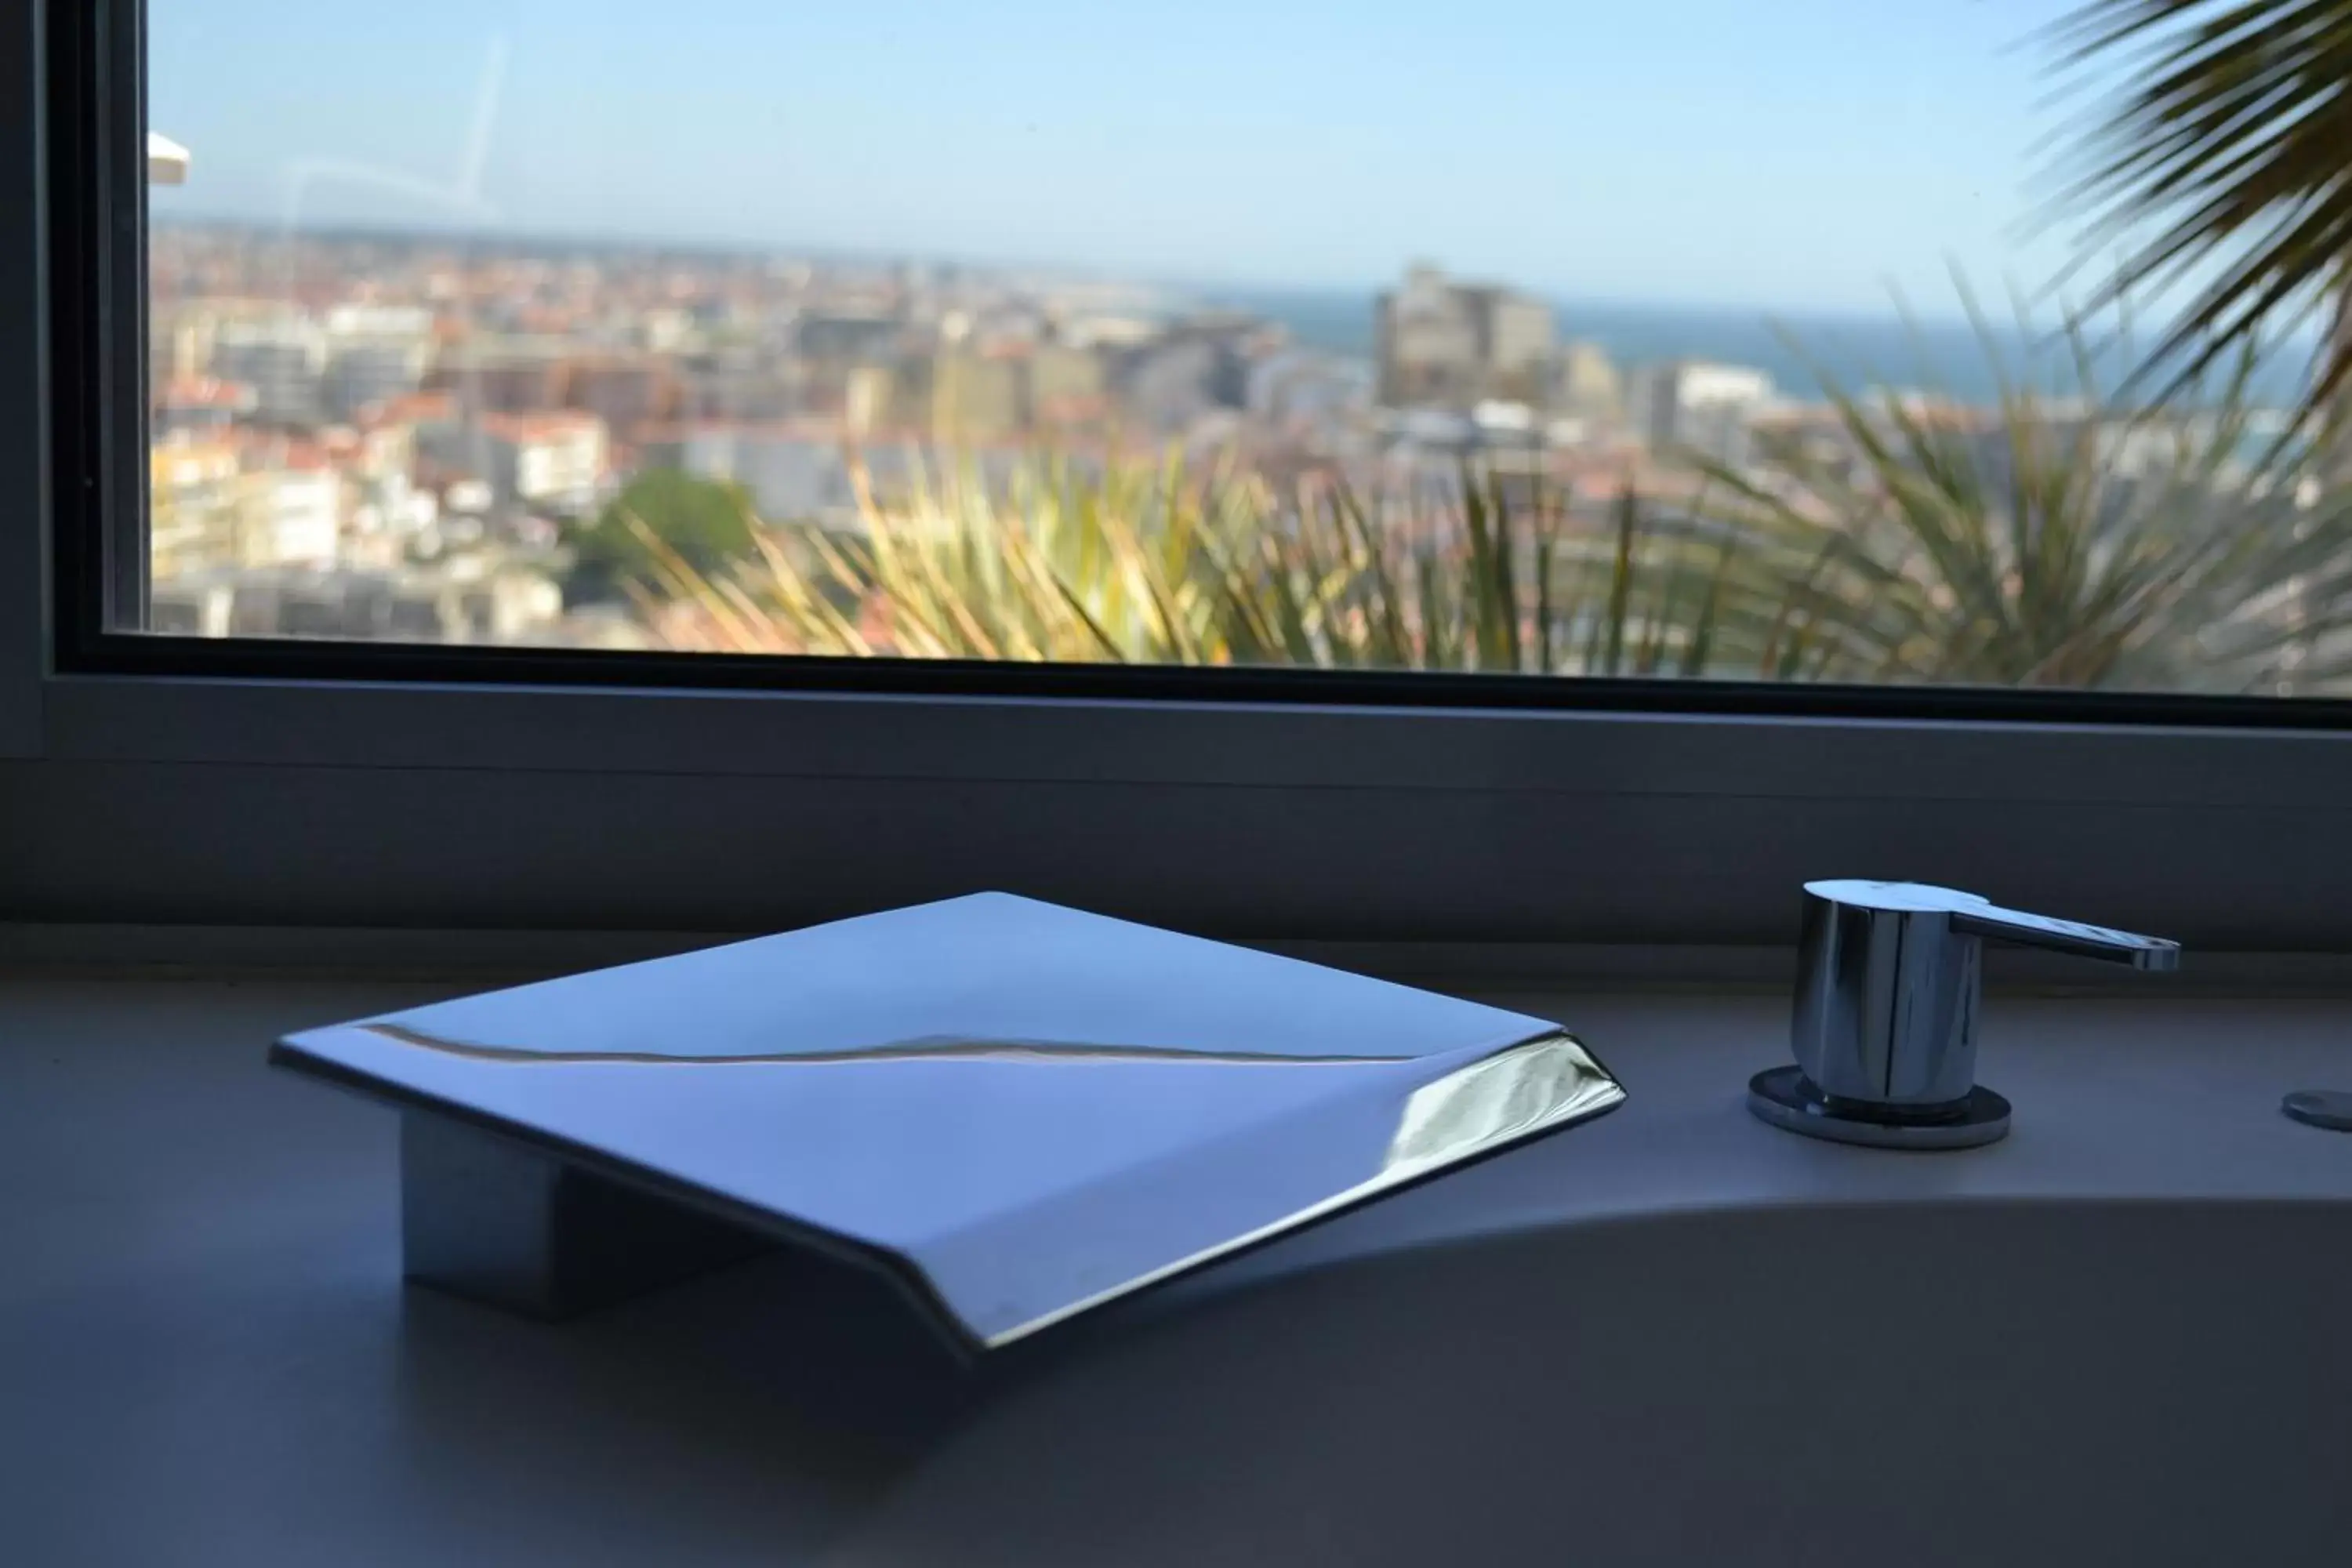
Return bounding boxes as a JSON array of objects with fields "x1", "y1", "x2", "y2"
[{"x1": 1631, "y1": 361, "x2": 1776, "y2": 466}]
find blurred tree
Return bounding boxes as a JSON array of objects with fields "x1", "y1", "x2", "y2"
[{"x1": 564, "y1": 468, "x2": 760, "y2": 604}]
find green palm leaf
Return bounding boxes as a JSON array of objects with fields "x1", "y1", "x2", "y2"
[
  {"x1": 2043, "y1": 0, "x2": 2352, "y2": 412},
  {"x1": 1690, "y1": 292, "x2": 2352, "y2": 692}
]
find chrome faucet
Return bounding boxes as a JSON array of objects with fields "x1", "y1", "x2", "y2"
[{"x1": 1749, "y1": 880, "x2": 2181, "y2": 1149}]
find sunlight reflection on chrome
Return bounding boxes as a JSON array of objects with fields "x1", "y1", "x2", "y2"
[
  {"x1": 361, "y1": 1022, "x2": 1417, "y2": 1066},
  {"x1": 986, "y1": 1030, "x2": 1623, "y2": 1346}
]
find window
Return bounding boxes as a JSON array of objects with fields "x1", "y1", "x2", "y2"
[
  {"x1": 15, "y1": 0, "x2": 2352, "y2": 950},
  {"x1": 120, "y1": 2, "x2": 2352, "y2": 704}
]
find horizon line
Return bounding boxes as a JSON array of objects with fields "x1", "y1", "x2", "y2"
[
  {"x1": 148, "y1": 210, "x2": 2325, "y2": 363},
  {"x1": 150, "y1": 209, "x2": 2006, "y2": 330}
]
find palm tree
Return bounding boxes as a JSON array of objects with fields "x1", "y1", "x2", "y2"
[
  {"x1": 1685, "y1": 313, "x2": 2352, "y2": 694},
  {"x1": 624, "y1": 451, "x2": 1794, "y2": 679},
  {"x1": 2048, "y1": 1, "x2": 2352, "y2": 417}
]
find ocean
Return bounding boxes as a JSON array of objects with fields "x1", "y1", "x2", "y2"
[{"x1": 1199, "y1": 285, "x2": 2319, "y2": 409}]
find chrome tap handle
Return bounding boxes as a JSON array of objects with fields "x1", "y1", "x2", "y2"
[
  {"x1": 1790, "y1": 880, "x2": 2180, "y2": 1113},
  {"x1": 1944, "y1": 899, "x2": 2182, "y2": 972}
]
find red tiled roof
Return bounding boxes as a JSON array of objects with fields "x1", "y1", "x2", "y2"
[
  {"x1": 365, "y1": 391, "x2": 459, "y2": 427},
  {"x1": 158, "y1": 376, "x2": 256, "y2": 410},
  {"x1": 478, "y1": 410, "x2": 607, "y2": 441}
]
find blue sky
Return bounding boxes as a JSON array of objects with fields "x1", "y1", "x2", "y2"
[{"x1": 151, "y1": 1, "x2": 2091, "y2": 317}]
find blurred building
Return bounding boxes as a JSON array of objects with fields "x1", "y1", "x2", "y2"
[
  {"x1": 151, "y1": 446, "x2": 343, "y2": 579},
  {"x1": 637, "y1": 307, "x2": 698, "y2": 354},
  {"x1": 682, "y1": 350, "x2": 804, "y2": 423},
  {"x1": 1375, "y1": 265, "x2": 1555, "y2": 409},
  {"x1": 149, "y1": 439, "x2": 243, "y2": 581},
  {"x1": 1116, "y1": 338, "x2": 1216, "y2": 434},
  {"x1": 1378, "y1": 267, "x2": 1479, "y2": 407},
  {"x1": 434, "y1": 337, "x2": 572, "y2": 414},
  {"x1": 567, "y1": 358, "x2": 678, "y2": 433},
  {"x1": 929, "y1": 352, "x2": 1027, "y2": 442},
  {"x1": 685, "y1": 426, "x2": 862, "y2": 525},
  {"x1": 1116, "y1": 317, "x2": 1266, "y2": 436},
  {"x1": 150, "y1": 561, "x2": 565, "y2": 645},
  {"x1": 210, "y1": 318, "x2": 328, "y2": 425},
  {"x1": 234, "y1": 464, "x2": 343, "y2": 567},
  {"x1": 653, "y1": 423, "x2": 908, "y2": 528},
  {"x1": 481, "y1": 412, "x2": 608, "y2": 514},
  {"x1": 324, "y1": 340, "x2": 432, "y2": 423},
  {"x1": 797, "y1": 311, "x2": 903, "y2": 365},
  {"x1": 1247, "y1": 350, "x2": 1372, "y2": 430},
  {"x1": 420, "y1": 411, "x2": 608, "y2": 515},
  {"x1": 649, "y1": 422, "x2": 1033, "y2": 531},
  {"x1": 1557, "y1": 341, "x2": 1624, "y2": 423},
  {"x1": 154, "y1": 377, "x2": 258, "y2": 441},
  {"x1": 1459, "y1": 286, "x2": 1556, "y2": 403},
  {"x1": 1748, "y1": 404, "x2": 1874, "y2": 487},
  {"x1": 320, "y1": 304, "x2": 436, "y2": 420},
  {"x1": 1630, "y1": 360, "x2": 1776, "y2": 466},
  {"x1": 151, "y1": 309, "x2": 212, "y2": 391},
  {"x1": 149, "y1": 296, "x2": 278, "y2": 394},
  {"x1": 1027, "y1": 344, "x2": 1107, "y2": 428}
]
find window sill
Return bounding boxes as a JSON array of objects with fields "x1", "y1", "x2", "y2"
[
  {"x1": 34, "y1": 667, "x2": 2352, "y2": 805},
  {"x1": 11, "y1": 670, "x2": 2352, "y2": 948}
]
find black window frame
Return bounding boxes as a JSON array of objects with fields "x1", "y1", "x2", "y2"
[{"x1": 9, "y1": 0, "x2": 2352, "y2": 951}]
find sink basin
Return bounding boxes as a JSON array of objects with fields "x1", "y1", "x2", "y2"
[
  {"x1": 835, "y1": 1198, "x2": 2352, "y2": 1567},
  {"x1": 820, "y1": 992, "x2": 2352, "y2": 1568}
]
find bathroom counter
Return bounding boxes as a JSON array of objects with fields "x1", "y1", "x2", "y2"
[{"x1": 4, "y1": 972, "x2": 2348, "y2": 1566}]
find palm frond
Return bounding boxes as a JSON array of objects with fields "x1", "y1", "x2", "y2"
[
  {"x1": 2042, "y1": 0, "x2": 2352, "y2": 412},
  {"x1": 1690, "y1": 291, "x2": 2352, "y2": 692}
]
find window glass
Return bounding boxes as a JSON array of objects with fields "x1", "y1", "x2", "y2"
[{"x1": 143, "y1": 2, "x2": 2348, "y2": 693}]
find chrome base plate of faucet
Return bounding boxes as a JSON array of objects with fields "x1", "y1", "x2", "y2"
[{"x1": 1748, "y1": 1066, "x2": 2012, "y2": 1151}]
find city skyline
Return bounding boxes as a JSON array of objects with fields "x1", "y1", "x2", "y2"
[
  {"x1": 152, "y1": 0, "x2": 2085, "y2": 316},
  {"x1": 138, "y1": 225, "x2": 1817, "y2": 649},
  {"x1": 141, "y1": 219, "x2": 2332, "y2": 699},
  {"x1": 147, "y1": 213, "x2": 2326, "y2": 412}
]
